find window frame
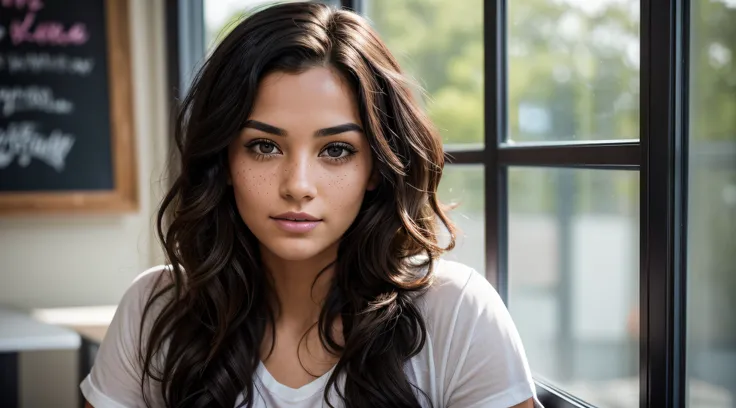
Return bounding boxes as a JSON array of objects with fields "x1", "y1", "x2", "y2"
[
  {"x1": 167, "y1": 0, "x2": 691, "y2": 405},
  {"x1": 343, "y1": 0, "x2": 690, "y2": 406}
]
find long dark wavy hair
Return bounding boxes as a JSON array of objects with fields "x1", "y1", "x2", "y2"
[{"x1": 141, "y1": 2, "x2": 456, "y2": 407}]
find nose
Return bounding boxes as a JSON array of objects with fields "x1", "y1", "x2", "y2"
[{"x1": 279, "y1": 153, "x2": 317, "y2": 202}]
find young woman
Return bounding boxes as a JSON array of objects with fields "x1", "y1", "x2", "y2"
[{"x1": 81, "y1": 2, "x2": 540, "y2": 407}]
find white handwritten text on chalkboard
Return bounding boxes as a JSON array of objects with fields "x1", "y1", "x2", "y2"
[
  {"x1": 0, "y1": 52, "x2": 95, "y2": 75},
  {"x1": 0, "y1": 121, "x2": 75, "y2": 171},
  {"x1": 0, "y1": 85, "x2": 73, "y2": 116}
]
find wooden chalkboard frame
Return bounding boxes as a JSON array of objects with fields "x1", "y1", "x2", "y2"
[{"x1": 0, "y1": 0, "x2": 137, "y2": 215}]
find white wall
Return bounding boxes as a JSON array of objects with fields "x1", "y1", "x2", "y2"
[{"x1": 0, "y1": 1, "x2": 169, "y2": 406}]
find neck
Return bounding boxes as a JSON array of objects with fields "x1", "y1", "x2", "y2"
[{"x1": 260, "y1": 244, "x2": 337, "y2": 330}]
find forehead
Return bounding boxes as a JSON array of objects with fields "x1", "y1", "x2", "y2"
[{"x1": 251, "y1": 67, "x2": 360, "y2": 124}]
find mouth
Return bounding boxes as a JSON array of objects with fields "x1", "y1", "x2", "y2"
[
  {"x1": 270, "y1": 212, "x2": 322, "y2": 233},
  {"x1": 270, "y1": 212, "x2": 322, "y2": 222}
]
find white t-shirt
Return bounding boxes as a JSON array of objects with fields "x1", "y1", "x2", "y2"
[{"x1": 81, "y1": 260, "x2": 542, "y2": 408}]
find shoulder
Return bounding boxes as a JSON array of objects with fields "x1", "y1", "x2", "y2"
[
  {"x1": 421, "y1": 259, "x2": 504, "y2": 325},
  {"x1": 420, "y1": 259, "x2": 523, "y2": 354},
  {"x1": 129, "y1": 264, "x2": 171, "y2": 300},
  {"x1": 412, "y1": 259, "x2": 539, "y2": 407},
  {"x1": 92, "y1": 264, "x2": 174, "y2": 362},
  {"x1": 100, "y1": 265, "x2": 171, "y2": 328},
  {"x1": 117, "y1": 265, "x2": 175, "y2": 339},
  {"x1": 100, "y1": 264, "x2": 173, "y2": 348},
  {"x1": 81, "y1": 266, "x2": 173, "y2": 407}
]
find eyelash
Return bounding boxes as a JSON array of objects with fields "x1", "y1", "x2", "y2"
[
  {"x1": 320, "y1": 142, "x2": 357, "y2": 163},
  {"x1": 244, "y1": 139, "x2": 358, "y2": 163},
  {"x1": 245, "y1": 139, "x2": 282, "y2": 161}
]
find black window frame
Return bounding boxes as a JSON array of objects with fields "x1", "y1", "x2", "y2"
[
  {"x1": 348, "y1": 0, "x2": 689, "y2": 406},
  {"x1": 167, "y1": 0, "x2": 691, "y2": 405}
]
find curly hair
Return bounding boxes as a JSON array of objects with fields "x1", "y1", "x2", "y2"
[{"x1": 141, "y1": 3, "x2": 456, "y2": 407}]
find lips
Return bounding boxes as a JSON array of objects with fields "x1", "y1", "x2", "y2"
[
  {"x1": 270, "y1": 212, "x2": 322, "y2": 233},
  {"x1": 271, "y1": 212, "x2": 321, "y2": 222}
]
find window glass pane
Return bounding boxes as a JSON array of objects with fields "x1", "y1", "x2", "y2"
[
  {"x1": 507, "y1": 168, "x2": 639, "y2": 405},
  {"x1": 687, "y1": 1, "x2": 736, "y2": 406},
  {"x1": 437, "y1": 165, "x2": 484, "y2": 275},
  {"x1": 508, "y1": 0, "x2": 640, "y2": 142},
  {"x1": 204, "y1": 0, "x2": 337, "y2": 49},
  {"x1": 364, "y1": 0, "x2": 484, "y2": 147}
]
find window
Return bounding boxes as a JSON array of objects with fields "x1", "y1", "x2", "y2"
[
  {"x1": 686, "y1": 0, "x2": 736, "y2": 406},
  {"x1": 363, "y1": 0, "x2": 486, "y2": 275},
  {"x1": 437, "y1": 166, "x2": 485, "y2": 274},
  {"x1": 508, "y1": 168, "x2": 639, "y2": 405},
  {"x1": 168, "y1": 0, "x2": 736, "y2": 405},
  {"x1": 365, "y1": 0, "x2": 484, "y2": 148},
  {"x1": 508, "y1": 0, "x2": 640, "y2": 142},
  {"x1": 504, "y1": 0, "x2": 641, "y2": 402},
  {"x1": 360, "y1": 0, "x2": 675, "y2": 405}
]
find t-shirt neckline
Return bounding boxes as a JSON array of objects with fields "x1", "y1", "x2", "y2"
[{"x1": 255, "y1": 361, "x2": 336, "y2": 402}]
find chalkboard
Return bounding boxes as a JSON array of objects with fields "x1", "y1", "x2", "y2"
[{"x1": 0, "y1": 0, "x2": 136, "y2": 214}]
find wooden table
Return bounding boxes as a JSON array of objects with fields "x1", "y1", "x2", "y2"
[
  {"x1": 0, "y1": 307, "x2": 81, "y2": 407},
  {"x1": 31, "y1": 306, "x2": 114, "y2": 344},
  {"x1": 31, "y1": 305, "x2": 117, "y2": 407},
  {"x1": 31, "y1": 306, "x2": 115, "y2": 408}
]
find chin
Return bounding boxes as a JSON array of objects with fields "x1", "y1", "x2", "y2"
[{"x1": 261, "y1": 237, "x2": 333, "y2": 262}]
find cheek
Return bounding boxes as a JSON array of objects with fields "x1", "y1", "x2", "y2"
[
  {"x1": 231, "y1": 162, "x2": 276, "y2": 210},
  {"x1": 323, "y1": 160, "x2": 372, "y2": 214}
]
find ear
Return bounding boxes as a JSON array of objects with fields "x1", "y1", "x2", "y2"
[{"x1": 366, "y1": 169, "x2": 380, "y2": 191}]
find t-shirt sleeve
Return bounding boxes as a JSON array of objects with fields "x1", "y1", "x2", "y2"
[
  {"x1": 80, "y1": 266, "x2": 168, "y2": 408},
  {"x1": 428, "y1": 262, "x2": 541, "y2": 408}
]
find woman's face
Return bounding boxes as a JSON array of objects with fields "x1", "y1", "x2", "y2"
[{"x1": 228, "y1": 67, "x2": 376, "y2": 262}]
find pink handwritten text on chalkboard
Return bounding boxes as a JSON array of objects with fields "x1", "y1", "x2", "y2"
[
  {"x1": 10, "y1": 12, "x2": 88, "y2": 46},
  {"x1": 0, "y1": 0, "x2": 44, "y2": 12}
]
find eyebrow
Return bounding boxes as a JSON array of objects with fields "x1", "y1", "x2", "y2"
[{"x1": 243, "y1": 120, "x2": 363, "y2": 137}]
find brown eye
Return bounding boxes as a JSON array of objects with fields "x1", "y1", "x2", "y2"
[
  {"x1": 245, "y1": 140, "x2": 282, "y2": 157},
  {"x1": 258, "y1": 142, "x2": 276, "y2": 154},
  {"x1": 319, "y1": 142, "x2": 355, "y2": 161},
  {"x1": 326, "y1": 145, "x2": 344, "y2": 158}
]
